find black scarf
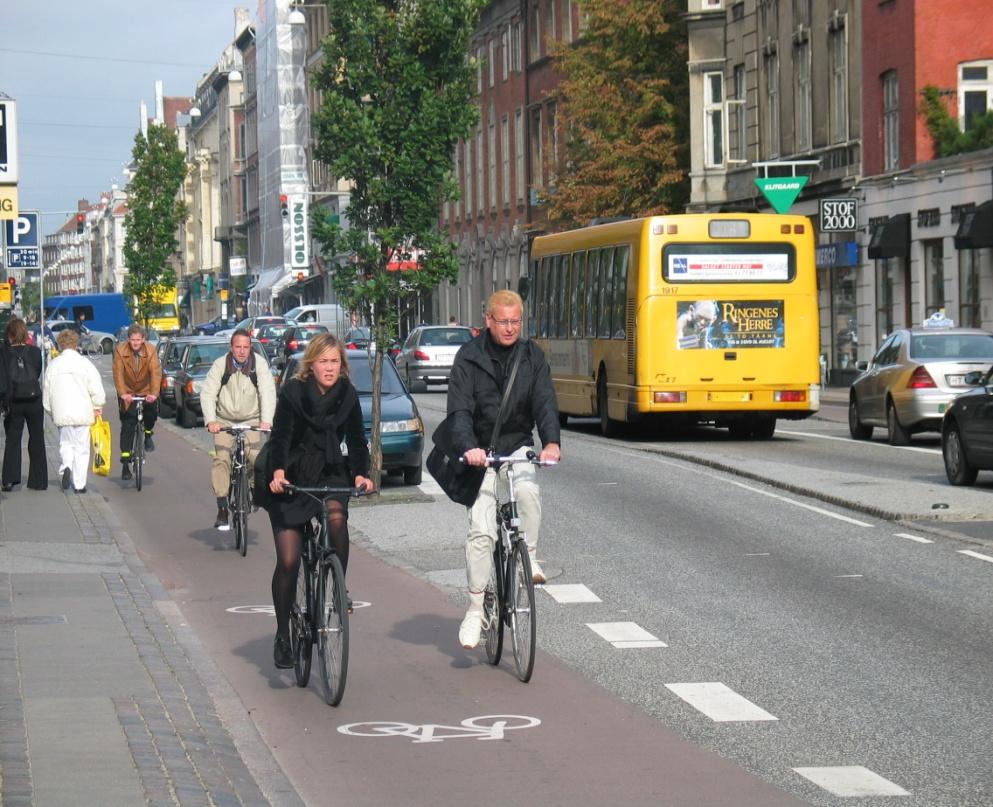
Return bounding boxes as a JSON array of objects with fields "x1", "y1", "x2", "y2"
[{"x1": 287, "y1": 375, "x2": 355, "y2": 482}]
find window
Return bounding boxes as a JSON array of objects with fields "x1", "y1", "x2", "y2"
[
  {"x1": 765, "y1": 51, "x2": 780, "y2": 157},
  {"x1": 511, "y1": 22, "x2": 523, "y2": 72},
  {"x1": 923, "y1": 239, "x2": 945, "y2": 316},
  {"x1": 488, "y1": 111, "x2": 497, "y2": 211},
  {"x1": 883, "y1": 70, "x2": 899, "y2": 171},
  {"x1": 586, "y1": 249, "x2": 601, "y2": 337},
  {"x1": 958, "y1": 60, "x2": 993, "y2": 131},
  {"x1": 528, "y1": 2, "x2": 541, "y2": 63},
  {"x1": 476, "y1": 48, "x2": 482, "y2": 94},
  {"x1": 959, "y1": 248, "x2": 981, "y2": 328},
  {"x1": 487, "y1": 39, "x2": 495, "y2": 88},
  {"x1": 501, "y1": 115, "x2": 510, "y2": 207},
  {"x1": 795, "y1": 39, "x2": 811, "y2": 151},
  {"x1": 546, "y1": 0, "x2": 556, "y2": 44},
  {"x1": 529, "y1": 106, "x2": 544, "y2": 191},
  {"x1": 563, "y1": 0, "x2": 573, "y2": 42},
  {"x1": 703, "y1": 72, "x2": 724, "y2": 167},
  {"x1": 876, "y1": 257, "x2": 898, "y2": 339},
  {"x1": 730, "y1": 63, "x2": 747, "y2": 162},
  {"x1": 597, "y1": 248, "x2": 614, "y2": 338},
  {"x1": 501, "y1": 26, "x2": 510, "y2": 81},
  {"x1": 792, "y1": 0, "x2": 810, "y2": 26},
  {"x1": 475, "y1": 127, "x2": 484, "y2": 213},
  {"x1": 547, "y1": 101, "x2": 558, "y2": 183},
  {"x1": 612, "y1": 246, "x2": 629, "y2": 339},
  {"x1": 515, "y1": 108, "x2": 525, "y2": 203},
  {"x1": 829, "y1": 22, "x2": 848, "y2": 143}
]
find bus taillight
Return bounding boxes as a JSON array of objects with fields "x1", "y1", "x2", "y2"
[
  {"x1": 774, "y1": 390, "x2": 807, "y2": 402},
  {"x1": 654, "y1": 391, "x2": 686, "y2": 403}
]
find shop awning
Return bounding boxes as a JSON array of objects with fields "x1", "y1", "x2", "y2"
[
  {"x1": 271, "y1": 272, "x2": 297, "y2": 296},
  {"x1": 954, "y1": 200, "x2": 993, "y2": 250},
  {"x1": 867, "y1": 213, "x2": 910, "y2": 260}
]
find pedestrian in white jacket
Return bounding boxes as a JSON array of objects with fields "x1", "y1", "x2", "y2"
[{"x1": 43, "y1": 329, "x2": 106, "y2": 493}]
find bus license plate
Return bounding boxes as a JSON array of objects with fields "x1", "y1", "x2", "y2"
[{"x1": 709, "y1": 391, "x2": 752, "y2": 402}]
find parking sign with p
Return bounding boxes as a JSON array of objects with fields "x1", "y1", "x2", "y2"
[{"x1": 4, "y1": 211, "x2": 40, "y2": 269}]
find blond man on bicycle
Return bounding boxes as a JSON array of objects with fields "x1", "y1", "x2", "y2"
[
  {"x1": 200, "y1": 330, "x2": 277, "y2": 530},
  {"x1": 447, "y1": 290, "x2": 561, "y2": 650}
]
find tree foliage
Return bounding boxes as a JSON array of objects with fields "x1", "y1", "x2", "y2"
[
  {"x1": 122, "y1": 124, "x2": 187, "y2": 325},
  {"x1": 546, "y1": 0, "x2": 689, "y2": 227},
  {"x1": 310, "y1": 0, "x2": 483, "y2": 481},
  {"x1": 920, "y1": 85, "x2": 993, "y2": 158}
]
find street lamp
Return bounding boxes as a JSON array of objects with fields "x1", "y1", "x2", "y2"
[{"x1": 288, "y1": 3, "x2": 325, "y2": 25}]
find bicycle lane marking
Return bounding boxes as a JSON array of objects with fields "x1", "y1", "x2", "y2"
[{"x1": 337, "y1": 715, "x2": 541, "y2": 743}]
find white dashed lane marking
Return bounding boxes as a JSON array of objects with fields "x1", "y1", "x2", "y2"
[
  {"x1": 586, "y1": 621, "x2": 666, "y2": 649},
  {"x1": 543, "y1": 584, "x2": 601, "y2": 604},
  {"x1": 959, "y1": 549, "x2": 993, "y2": 564},
  {"x1": 792, "y1": 766, "x2": 910, "y2": 797},
  {"x1": 894, "y1": 532, "x2": 933, "y2": 544},
  {"x1": 664, "y1": 682, "x2": 778, "y2": 722}
]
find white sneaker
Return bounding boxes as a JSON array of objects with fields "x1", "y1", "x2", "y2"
[
  {"x1": 459, "y1": 609, "x2": 483, "y2": 649},
  {"x1": 531, "y1": 558, "x2": 546, "y2": 585}
]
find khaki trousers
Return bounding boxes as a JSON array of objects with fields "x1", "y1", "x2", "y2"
[
  {"x1": 465, "y1": 446, "x2": 541, "y2": 610},
  {"x1": 211, "y1": 428, "x2": 264, "y2": 498}
]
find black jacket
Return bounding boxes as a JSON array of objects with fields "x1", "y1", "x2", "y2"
[
  {"x1": 447, "y1": 334, "x2": 560, "y2": 457},
  {"x1": 263, "y1": 374, "x2": 370, "y2": 524}
]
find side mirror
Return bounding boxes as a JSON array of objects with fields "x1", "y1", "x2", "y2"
[
  {"x1": 856, "y1": 361, "x2": 868, "y2": 371},
  {"x1": 518, "y1": 276, "x2": 531, "y2": 302}
]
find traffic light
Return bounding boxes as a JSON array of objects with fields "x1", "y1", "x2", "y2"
[
  {"x1": 75, "y1": 213, "x2": 85, "y2": 234},
  {"x1": 279, "y1": 194, "x2": 289, "y2": 219}
]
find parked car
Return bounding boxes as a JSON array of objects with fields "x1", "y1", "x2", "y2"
[
  {"x1": 173, "y1": 337, "x2": 267, "y2": 428},
  {"x1": 848, "y1": 320, "x2": 993, "y2": 445},
  {"x1": 255, "y1": 323, "x2": 291, "y2": 363},
  {"x1": 276, "y1": 324, "x2": 328, "y2": 367},
  {"x1": 216, "y1": 315, "x2": 291, "y2": 339},
  {"x1": 394, "y1": 325, "x2": 474, "y2": 392},
  {"x1": 192, "y1": 315, "x2": 237, "y2": 336},
  {"x1": 47, "y1": 320, "x2": 117, "y2": 355},
  {"x1": 343, "y1": 326, "x2": 372, "y2": 350},
  {"x1": 282, "y1": 304, "x2": 347, "y2": 332},
  {"x1": 941, "y1": 366, "x2": 993, "y2": 485},
  {"x1": 157, "y1": 335, "x2": 208, "y2": 417},
  {"x1": 279, "y1": 349, "x2": 424, "y2": 485}
]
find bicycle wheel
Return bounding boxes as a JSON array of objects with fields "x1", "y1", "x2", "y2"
[
  {"x1": 317, "y1": 553, "x2": 349, "y2": 706},
  {"x1": 507, "y1": 541, "x2": 536, "y2": 683},
  {"x1": 233, "y1": 466, "x2": 249, "y2": 556},
  {"x1": 291, "y1": 558, "x2": 313, "y2": 687},
  {"x1": 483, "y1": 546, "x2": 503, "y2": 665},
  {"x1": 133, "y1": 427, "x2": 144, "y2": 491}
]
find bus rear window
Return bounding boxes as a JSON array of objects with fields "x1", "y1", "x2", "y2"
[{"x1": 663, "y1": 243, "x2": 796, "y2": 283}]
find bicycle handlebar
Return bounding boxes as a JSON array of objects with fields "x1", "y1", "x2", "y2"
[
  {"x1": 460, "y1": 450, "x2": 558, "y2": 468},
  {"x1": 218, "y1": 424, "x2": 271, "y2": 434},
  {"x1": 284, "y1": 483, "x2": 376, "y2": 499}
]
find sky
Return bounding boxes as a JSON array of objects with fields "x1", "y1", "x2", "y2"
[{"x1": 0, "y1": 0, "x2": 255, "y2": 238}]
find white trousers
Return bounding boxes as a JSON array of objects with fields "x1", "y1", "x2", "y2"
[
  {"x1": 465, "y1": 446, "x2": 541, "y2": 610},
  {"x1": 58, "y1": 425, "x2": 91, "y2": 491}
]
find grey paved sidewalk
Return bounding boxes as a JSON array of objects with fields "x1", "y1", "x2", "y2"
[{"x1": 0, "y1": 422, "x2": 303, "y2": 806}]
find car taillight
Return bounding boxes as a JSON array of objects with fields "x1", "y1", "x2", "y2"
[
  {"x1": 185, "y1": 379, "x2": 195, "y2": 394},
  {"x1": 288, "y1": 340, "x2": 299, "y2": 350},
  {"x1": 259, "y1": 337, "x2": 268, "y2": 344},
  {"x1": 347, "y1": 342, "x2": 357, "y2": 349},
  {"x1": 414, "y1": 350, "x2": 430, "y2": 361},
  {"x1": 907, "y1": 366, "x2": 937, "y2": 389}
]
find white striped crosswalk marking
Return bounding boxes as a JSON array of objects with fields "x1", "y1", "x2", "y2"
[
  {"x1": 544, "y1": 584, "x2": 601, "y2": 604},
  {"x1": 793, "y1": 766, "x2": 910, "y2": 797},
  {"x1": 664, "y1": 682, "x2": 778, "y2": 722},
  {"x1": 586, "y1": 621, "x2": 666, "y2": 648}
]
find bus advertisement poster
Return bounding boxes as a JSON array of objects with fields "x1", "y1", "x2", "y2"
[{"x1": 676, "y1": 300, "x2": 784, "y2": 350}]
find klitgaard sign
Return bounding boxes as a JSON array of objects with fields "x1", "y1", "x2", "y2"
[{"x1": 290, "y1": 195, "x2": 308, "y2": 269}]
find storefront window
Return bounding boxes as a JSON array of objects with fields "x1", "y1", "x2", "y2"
[
  {"x1": 876, "y1": 257, "x2": 897, "y2": 339},
  {"x1": 832, "y1": 265, "x2": 858, "y2": 374},
  {"x1": 959, "y1": 249, "x2": 981, "y2": 327},
  {"x1": 923, "y1": 239, "x2": 945, "y2": 316}
]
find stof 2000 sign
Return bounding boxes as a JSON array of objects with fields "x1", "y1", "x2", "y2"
[{"x1": 819, "y1": 198, "x2": 858, "y2": 232}]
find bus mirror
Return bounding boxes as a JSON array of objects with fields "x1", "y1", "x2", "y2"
[{"x1": 518, "y1": 276, "x2": 531, "y2": 302}]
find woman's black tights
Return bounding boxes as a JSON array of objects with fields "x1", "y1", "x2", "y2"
[{"x1": 271, "y1": 500, "x2": 349, "y2": 637}]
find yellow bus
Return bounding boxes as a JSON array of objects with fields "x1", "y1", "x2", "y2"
[{"x1": 527, "y1": 214, "x2": 820, "y2": 439}]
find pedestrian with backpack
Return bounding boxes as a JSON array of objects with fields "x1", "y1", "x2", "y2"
[
  {"x1": 2, "y1": 317, "x2": 47, "y2": 491},
  {"x1": 199, "y1": 329, "x2": 276, "y2": 529}
]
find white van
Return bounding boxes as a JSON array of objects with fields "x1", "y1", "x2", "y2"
[{"x1": 283, "y1": 304, "x2": 348, "y2": 334}]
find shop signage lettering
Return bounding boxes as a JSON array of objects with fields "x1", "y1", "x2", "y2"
[
  {"x1": 819, "y1": 198, "x2": 858, "y2": 232},
  {"x1": 290, "y1": 196, "x2": 308, "y2": 268}
]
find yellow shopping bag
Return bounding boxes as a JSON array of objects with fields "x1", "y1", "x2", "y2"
[{"x1": 90, "y1": 416, "x2": 111, "y2": 477}]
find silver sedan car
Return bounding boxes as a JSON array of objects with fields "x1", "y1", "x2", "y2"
[
  {"x1": 394, "y1": 325, "x2": 474, "y2": 392},
  {"x1": 848, "y1": 325, "x2": 993, "y2": 444}
]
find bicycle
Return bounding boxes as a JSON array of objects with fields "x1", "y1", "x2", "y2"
[
  {"x1": 284, "y1": 483, "x2": 373, "y2": 706},
  {"x1": 477, "y1": 451, "x2": 556, "y2": 683},
  {"x1": 218, "y1": 424, "x2": 269, "y2": 556},
  {"x1": 127, "y1": 396, "x2": 149, "y2": 491}
]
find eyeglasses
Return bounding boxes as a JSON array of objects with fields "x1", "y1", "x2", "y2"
[{"x1": 490, "y1": 318, "x2": 522, "y2": 328}]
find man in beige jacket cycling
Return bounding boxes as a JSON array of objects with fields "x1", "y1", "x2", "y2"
[{"x1": 199, "y1": 330, "x2": 277, "y2": 529}]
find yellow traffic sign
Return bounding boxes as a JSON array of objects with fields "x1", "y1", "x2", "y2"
[{"x1": 0, "y1": 185, "x2": 18, "y2": 220}]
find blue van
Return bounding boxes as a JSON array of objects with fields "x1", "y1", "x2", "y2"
[{"x1": 44, "y1": 293, "x2": 131, "y2": 335}]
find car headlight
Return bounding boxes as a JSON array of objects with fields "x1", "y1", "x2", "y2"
[
  {"x1": 191, "y1": 379, "x2": 203, "y2": 394},
  {"x1": 380, "y1": 418, "x2": 422, "y2": 434}
]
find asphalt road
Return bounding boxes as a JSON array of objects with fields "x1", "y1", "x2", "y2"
[{"x1": 86, "y1": 356, "x2": 993, "y2": 806}]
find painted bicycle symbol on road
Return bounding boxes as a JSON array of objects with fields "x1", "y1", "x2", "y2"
[{"x1": 337, "y1": 714, "x2": 541, "y2": 743}]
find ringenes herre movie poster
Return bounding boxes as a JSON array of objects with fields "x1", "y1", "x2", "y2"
[{"x1": 676, "y1": 300, "x2": 785, "y2": 349}]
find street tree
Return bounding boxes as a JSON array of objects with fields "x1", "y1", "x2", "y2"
[
  {"x1": 122, "y1": 123, "x2": 187, "y2": 326},
  {"x1": 919, "y1": 85, "x2": 993, "y2": 158},
  {"x1": 545, "y1": 0, "x2": 689, "y2": 227},
  {"x1": 311, "y1": 0, "x2": 483, "y2": 484}
]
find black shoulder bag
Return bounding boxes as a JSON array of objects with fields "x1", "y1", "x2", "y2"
[{"x1": 427, "y1": 345, "x2": 523, "y2": 506}]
